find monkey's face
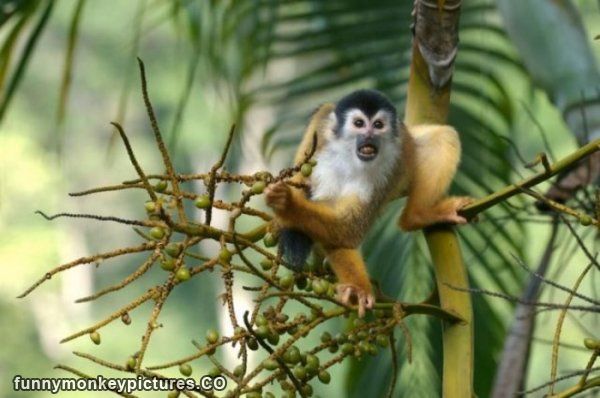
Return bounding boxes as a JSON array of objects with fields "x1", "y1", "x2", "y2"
[{"x1": 339, "y1": 108, "x2": 397, "y2": 162}]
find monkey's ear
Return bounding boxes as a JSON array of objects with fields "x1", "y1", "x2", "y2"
[{"x1": 328, "y1": 110, "x2": 340, "y2": 136}]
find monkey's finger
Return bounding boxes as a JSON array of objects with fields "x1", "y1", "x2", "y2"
[
  {"x1": 342, "y1": 287, "x2": 352, "y2": 305},
  {"x1": 365, "y1": 294, "x2": 375, "y2": 309},
  {"x1": 357, "y1": 299, "x2": 365, "y2": 318}
]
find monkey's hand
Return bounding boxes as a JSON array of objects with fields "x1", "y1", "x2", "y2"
[
  {"x1": 336, "y1": 283, "x2": 374, "y2": 318},
  {"x1": 265, "y1": 181, "x2": 292, "y2": 214}
]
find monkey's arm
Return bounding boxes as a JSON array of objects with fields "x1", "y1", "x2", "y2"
[
  {"x1": 265, "y1": 182, "x2": 363, "y2": 248},
  {"x1": 398, "y1": 124, "x2": 472, "y2": 231},
  {"x1": 265, "y1": 182, "x2": 374, "y2": 315}
]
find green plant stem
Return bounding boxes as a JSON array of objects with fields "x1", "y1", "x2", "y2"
[{"x1": 460, "y1": 139, "x2": 600, "y2": 220}]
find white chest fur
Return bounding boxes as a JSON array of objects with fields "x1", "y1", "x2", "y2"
[{"x1": 310, "y1": 139, "x2": 399, "y2": 203}]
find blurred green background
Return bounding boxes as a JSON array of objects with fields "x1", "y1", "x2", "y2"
[{"x1": 1, "y1": 0, "x2": 600, "y2": 397}]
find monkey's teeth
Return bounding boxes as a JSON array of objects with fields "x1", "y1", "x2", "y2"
[{"x1": 358, "y1": 145, "x2": 377, "y2": 156}]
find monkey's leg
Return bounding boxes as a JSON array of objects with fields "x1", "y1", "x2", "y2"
[
  {"x1": 326, "y1": 248, "x2": 374, "y2": 317},
  {"x1": 265, "y1": 181, "x2": 361, "y2": 247},
  {"x1": 399, "y1": 125, "x2": 472, "y2": 231}
]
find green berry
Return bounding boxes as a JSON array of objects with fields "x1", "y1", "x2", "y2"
[
  {"x1": 302, "y1": 384, "x2": 313, "y2": 397},
  {"x1": 305, "y1": 354, "x2": 319, "y2": 373},
  {"x1": 293, "y1": 365, "x2": 306, "y2": 380},
  {"x1": 280, "y1": 275, "x2": 294, "y2": 289},
  {"x1": 251, "y1": 181, "x2": 266, "y2": 194},
  {"x1": 341, "y1": 343, "x2": 354, "y2": 355},
  {"x1": 160, "y1": 258, "x2": 176, "y2": 271},
  {"x1": 267, "y1": 331, "x2": 280, "y2": 345},
  {"x1": 584, "y1": 338, "x2": 600, "y2": 350},
  {"x1": 206, "y1": 329, "x2": 219, "y2": 344},
  {"x1": 233, "y1": 365, "x2": 244, "y2": 377},
  {"x1": 336, "y1": 332, "x2": 347, "y2": 343},
  {"x1": 312, "y1": 280, "x2": 326, "y2": 295},
  {"x1": 263, "y1": 233, "x2": 278, "y2": 247},
  {"x1": 284, "y1": 346, "x2": 301, "y2": 364},
  {"x1": 179, "y1": 363, "x2": 192, "y2": 376},
  {"x1": 255, "y1": 325, "x2": 269, "y2": 338},
  {"x1": 90, "y1": 331, "x2": 101, "y2": 345},
  {"x1": 318, "y1": 370, "x2": 331, "y2": 384},
  {"x1": 580, "y1": 215, "x2": 593, "y2": 226},
  {"x1": 263, "y1": 358, "x2": 278, "y2": 371},
  {"x1": 328, "y1": 344, "x2": 339, "y2": 353},
  {"x1": 374, "y1": 309, "x2": 386, "y2": 318},
  {"x1": 149, "y1": 227, "x2": 166, "y2": 239},
  {"x1": 376, "y1": 334, "x2": 389, "y2": 347},
  {"x1": 321, "y1": 332, "x2": 332, "y2": 343},
  {"x1": 194, "y1": 194, "x2": 211, "y2": 209},
  {"x1": 300, "y1": 163, "x2": 312, "y2": 177},
  {"x1": 126, "y1": 356, "x2": 136, "y2": 370},
  {"x1": 219, "y1": 248, "x2": 233, "y2": 263},
  {"x1": 144, "y1": 201, "x2": 157, "y2": 213},
  {"x1": 353, "y1": 318, "x2": 366, "y2": 328},
  {"x1": 255, "y1": 315, "x2": 268, "y2": 326},
  {"x1": 175, "y1": 267, "x2": 191, "y2": 282},
  {"x1": 309, "y1": 159, "x2": 317, "y2": 166},
  {"x1": 247, "y1": 337, "x2": 259, "y2": 351},
  {"x1": 366, "y1": 342, "x2": 378, "y2": 356},
  {"x1": 260, "y1": 258, "x2": 273, "y2": 271},
  {"x1": 208, "y1": 367, "x2": 221, "y2": 377},
  {"x1": 165, "y1": 243, "x2": 182, "y2": 257},
  {"x1": 154, "y1": 180, "x2": 168, "y2": 192}
]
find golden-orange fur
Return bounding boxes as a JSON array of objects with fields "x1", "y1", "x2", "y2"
[{"x1": 266, "y1": 102, "x2": 470, "y2": 317}]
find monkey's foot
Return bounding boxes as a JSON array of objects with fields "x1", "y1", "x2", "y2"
[
  {"x1": 265, "y1": 181, "x2": 291, "y2": 212},
  {"x1": 336, "y1": 283, "x2": 374, "y2": 318},
  {"x1": 437, "y1": 196, "x2": 474, "y2": 225}
]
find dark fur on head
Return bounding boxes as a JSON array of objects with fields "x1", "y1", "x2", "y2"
[{"x1": 334, "y1": 89, "x2": 397, "y2": 135}]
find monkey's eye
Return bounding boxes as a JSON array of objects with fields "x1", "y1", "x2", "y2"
[
  {"x1": 353, "y1": 119, "x2": 365, "y2": 128},
  {"x1": 373, "y1": 120, "x2": 384, "y2": 129}
]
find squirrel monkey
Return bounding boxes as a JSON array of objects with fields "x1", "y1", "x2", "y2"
[{"x1": 265, "y1": 90, "x2": 471, "y2": 316}]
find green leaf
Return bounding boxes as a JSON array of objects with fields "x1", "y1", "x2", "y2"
[{"x1": 0, "y1": 0, "x2": 54, "y2": 124}]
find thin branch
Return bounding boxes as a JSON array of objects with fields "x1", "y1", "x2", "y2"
[
  {"x1": 205, "y1": 124, "x2": 236, "y2": 226},
  {"x1": 136, "y1": 58, "x2": 186, "y2": 223},
  {"x1": 460, "y1": 138, "x2": 600, "y2": 219}
]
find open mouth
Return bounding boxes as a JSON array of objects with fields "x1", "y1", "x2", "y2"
[{"x1": 357, "y1": 144, "x2": 378, "y2": 161}]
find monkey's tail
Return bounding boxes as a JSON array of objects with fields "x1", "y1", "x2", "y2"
[{"x1": 278, "y1": 229, "x2": 313, "y2": 272}]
